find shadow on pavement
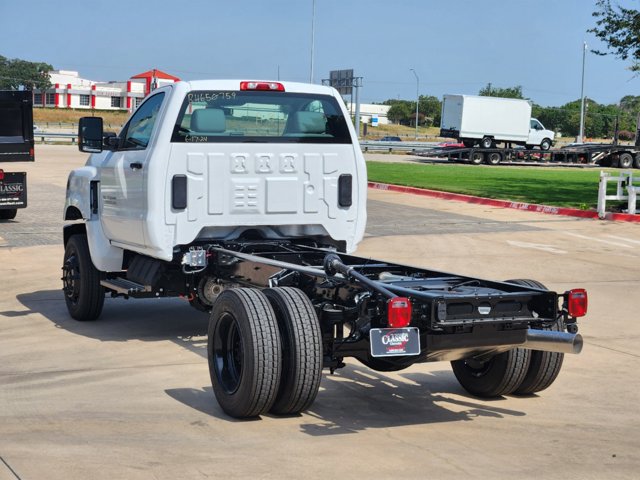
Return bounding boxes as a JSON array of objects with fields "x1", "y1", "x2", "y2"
[
  {"x1": 16, "y1": 289, "x2": 210, "y2": 358},
  {"x1": 19, "y1": 290, "x2": 526, "y2": 432}
]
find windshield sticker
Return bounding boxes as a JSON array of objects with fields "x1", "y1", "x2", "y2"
[{"x1": 187, "y1": 92, "x2": 236, "y2": 103}]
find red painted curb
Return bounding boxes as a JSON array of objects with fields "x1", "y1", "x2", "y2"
[{"x1": 368, "y1": 182, "x2": 640, "y2": 223}]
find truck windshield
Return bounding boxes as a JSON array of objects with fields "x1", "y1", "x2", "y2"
[{"x1": 170, "y1": 91, "x2": 352, "y2": 144}]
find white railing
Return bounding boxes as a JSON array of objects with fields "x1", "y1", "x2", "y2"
[{"x1": 597, "y1": 170, "x2": 639, "y2": 218}]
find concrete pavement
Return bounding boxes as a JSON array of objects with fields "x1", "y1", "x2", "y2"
[{"x1": 0, "y1": 146, "x2": 638, "y2": 479}]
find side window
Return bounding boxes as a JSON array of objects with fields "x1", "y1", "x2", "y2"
[{"x1": 121, "y1": 92, "x2": 165, "y2": 149}]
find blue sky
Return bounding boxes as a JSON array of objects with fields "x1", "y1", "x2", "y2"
[{"x1": 1, "y1": 0, "x2": 637, "y2": 106}]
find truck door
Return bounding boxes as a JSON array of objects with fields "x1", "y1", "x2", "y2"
[
  {"x1": 99, "y1": 92, "x2": 165, "y2": 247},
  {"x1": 527, "y1": 119, "x2": 545, "y2": 146}
]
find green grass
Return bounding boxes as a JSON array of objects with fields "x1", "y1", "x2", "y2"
[{"x1": 366, "y1": 162, "x2": 612, "y2": 208}]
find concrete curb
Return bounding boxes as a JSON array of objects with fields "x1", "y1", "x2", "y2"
[{"x1": 368, "y1": 182, "x2": 640, "y2": 223}]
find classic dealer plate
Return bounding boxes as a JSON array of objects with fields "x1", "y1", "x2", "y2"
[{"x1": 370, "y1": 327, "x2": 420, "y2": 357}]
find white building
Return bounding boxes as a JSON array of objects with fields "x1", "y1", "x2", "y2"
[
  {"x1": 345, "y1": 102, "x2": 390, "y2": 125},
  {"x1": 33, "y1": 69, "x2": 180, "y2": 111}
]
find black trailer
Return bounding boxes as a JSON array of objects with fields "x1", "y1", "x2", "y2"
[
  {"x1": 417, "y1": 143, "x2": 640, "y2": 168},
  {"x1": 0, "y1": 90, "x2": 34, "y2": 219}
]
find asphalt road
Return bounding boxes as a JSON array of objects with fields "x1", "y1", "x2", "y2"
[{"x1": 0, "y1": 146, "x2": 638, "y2": 479}]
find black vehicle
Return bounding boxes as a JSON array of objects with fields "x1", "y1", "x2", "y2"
[
  {"x1": 0, "y1": 90, "x2": 34, "y2": 219},
  {"x1": 380, "y1": 135, "x2": 402, "y2": 142}
]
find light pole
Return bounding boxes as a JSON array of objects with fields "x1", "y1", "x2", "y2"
[
  {"x1": 410, "y1": 69, "x2": 419, "y2": 139},
  {"x1": 578, "y1": 41, "x2": 587, "y2": 143},
  {"x1": 310, "y1": 0, "x2": 316, "y2": 83}
]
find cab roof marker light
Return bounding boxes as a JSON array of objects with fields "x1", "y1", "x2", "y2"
[
  {"x1": 567, "y1": 289, "x2": 588, "y2": 318},
  {"x1": 240, "y1": 81, "x2": 285, "y2": 92}
]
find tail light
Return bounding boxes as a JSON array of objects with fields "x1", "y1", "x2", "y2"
[
  {"x1": 567, "y1": 289, "x2": 588, "y2": 317},
  {"x1": 0, "y1": 169, "x2": 4, "y2": 181},
  {"x1": 388, "y1": 297, "x2": 412, "y2": 327},
  {"x1": 240, "y1": 81, "x2": 285, "y2": 92}
]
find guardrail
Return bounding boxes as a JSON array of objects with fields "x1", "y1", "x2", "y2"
[
  {"x1": 34, "y1": 134, "x2": 442, "y2": 152},
  {"x1": 360, "y1": 140, "x2": 439, "y2": 152},
  {"x1": 34, "y1": 132, "x2": 78, "y2": 143}
]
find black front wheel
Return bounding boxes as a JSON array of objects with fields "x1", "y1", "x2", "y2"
[
  {"x1": 62, "y1": 235, "x2": 104, "y2": 321},
  {"x1": 208, "y1": 288, "x2": 282, "y2": 418},
  {"x1": 540, "y1": 138, "x2": 552, "y2": 151}
]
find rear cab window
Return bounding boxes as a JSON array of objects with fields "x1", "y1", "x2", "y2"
[{"x1": 170, "y1": 90, "x2": 352, "y2": 144}]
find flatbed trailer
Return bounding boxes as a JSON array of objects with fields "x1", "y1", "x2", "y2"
[{"x1": 417, "y1": 143, "x2": 640, "y2": 168}]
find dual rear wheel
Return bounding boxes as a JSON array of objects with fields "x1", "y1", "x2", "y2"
[
  {"x1": 208, "y1": 287, "x2": 323, "y2": 419},
  {"x1": 451, "y1": 279, "x2": 565, "y2": 397}
]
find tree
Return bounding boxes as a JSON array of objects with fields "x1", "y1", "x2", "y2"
[
  {"x1": 0, "y1": 55, "x2": 52, "y2": 91},
  {"x1": 589, "y1": 0, "x2": 640, "y2": 72},
  {"x1": 384, "y1": 99, "x2": 414, "y2": 125},
  {"x1": 478, "y1": 83, "x2": 524, "y2": 99},
  {"x1": 419, "y1": 95, "x2": 442, "y2": 126}
]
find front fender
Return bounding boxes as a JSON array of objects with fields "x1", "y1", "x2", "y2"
[{"x1": 64, "y1": 166, "x2": 98, "y2": 220}]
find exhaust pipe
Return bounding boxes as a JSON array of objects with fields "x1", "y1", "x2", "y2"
[{"x1": 523, "y1": 330, "x2": 583, "y2": 354}]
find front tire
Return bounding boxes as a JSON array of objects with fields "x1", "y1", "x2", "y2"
[
  {"x1": 506, "y1": 279, "x2": 565, "y2": 395},
  {"x1": 208, "y1": 288, "x2": 282, "y2": 418},
  {"x1": 451, "y1": 348, "x2": 530, "y2": 397},
  {"x1": 62, "y1": 234, "x2": 104, "y2": 321},
  {"x1": 264, "y1": 287, "x2": 323, "y2": 415},
  {"x1": 540, "y1": 138, "x2": 552, "y2": 151}
]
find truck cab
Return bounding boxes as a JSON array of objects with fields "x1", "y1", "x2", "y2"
[
  {"x1": 65, "y1": 80, "x2": 367, "y2": 271},
  {"x1": 527, "y1": 118, "x2": 555, "y2": 150}
]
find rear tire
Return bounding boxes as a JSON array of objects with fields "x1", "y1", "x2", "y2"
[
  {"x1": 619, "y1": 152, "x2": 633, "y2": 168},
  {"x1": 62, "y1": 235, "x2": 105, "y2": 321},
  {"x1": 470, "y1": 152, "x2": 485, "y2": 165},
  {"x1": 208, "y1": 288, "x2": 282, "y2": 418},
  {"x1": 506, "y1": 279, "x2": 565, "y2": 395},
  {"x1": 451, "y1": 348, "x2": 530, "y2": 397},
  {"x1": 633, "y1": 153, "x2": 640, "y2": 169},
  {"x1": 0, "y1": 208, "x2": 17, "y2": 220},
  {"x1": 480, "y1": 136, "x2": 493, "y2": 149},
  {"x1": 264, "y1": 287, "x2": 323, "y2": 415},
  {"x1": 486, "y1": 152, "x2": 502, "y2": 165}
]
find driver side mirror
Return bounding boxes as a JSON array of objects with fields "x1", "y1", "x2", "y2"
[{"x1": 78, "y1": 117, "x2": 104, "y2": 153}]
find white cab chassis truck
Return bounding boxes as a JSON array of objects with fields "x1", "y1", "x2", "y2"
[
  {"x1": 63, "y1": 80, "x2": 587, "y2": 418},
  {"x1": 440, "y1": 94, "x2": 555, "y2": 150}
]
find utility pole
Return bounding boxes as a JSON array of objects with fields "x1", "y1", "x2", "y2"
[
  {"x1": 309, "y1": 0, "x2": 316, "y2": 83},
  {"x1": 410, "y1": 69, "x2": 419, "y2": 140},
  {"x1": 578, "y1": 41, "x2": 587, "y2": 143}
]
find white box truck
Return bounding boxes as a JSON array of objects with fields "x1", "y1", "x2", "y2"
[{"x1": 440, "y1": 94, "x2": 555, "y2": 150}]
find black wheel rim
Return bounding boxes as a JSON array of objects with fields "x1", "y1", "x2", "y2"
[
  {"x1": 462, "y1": 357, "x2": 495, "y2": 378},
  {"x1": 62, "y1": 252, "x2": 80, "y2": 305},
  {"x1": 214, "y1": 312, "x2": 244, "y2": 394}
]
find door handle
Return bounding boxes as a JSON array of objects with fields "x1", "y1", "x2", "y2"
[{"x1": 129, "y1": 162, "x2": 143, "y2": 170}]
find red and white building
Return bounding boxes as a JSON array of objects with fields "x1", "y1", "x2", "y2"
[{"x1": 33, "y1": 69, "x2": 180, "y2": 112}]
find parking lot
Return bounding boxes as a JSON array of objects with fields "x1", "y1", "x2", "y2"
[{"x1": 1, "y1": 146, "x2": 639, "y2": 479}]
